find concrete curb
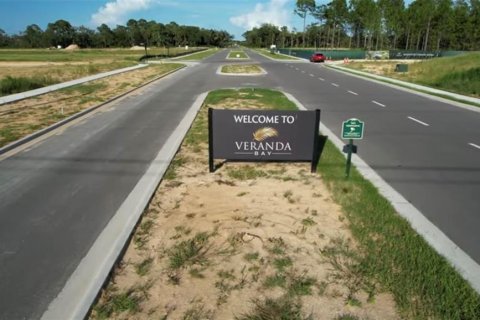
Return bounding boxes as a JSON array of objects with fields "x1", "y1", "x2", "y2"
[
  {"x1": 41, "y1": 90, "x2": 207, "y2": 320},
  {"x1": 284, "y1": 92, "x2": 480, "y2": 294},
  {"x1": 326, "y1": 64, "x2": 480, "y2": 109},
  {"x1": 0, "y1": 65, "x2": 185, "y2": 156},
  {"x1": 0, "y1": 64, "x2": 148, "y2": 105}
]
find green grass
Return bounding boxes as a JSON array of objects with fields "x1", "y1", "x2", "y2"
[
  {"x1": 288, "y1": 273, "x2": 316, "y2": 296},
  {"x1": 345, "y1": 52, "x2": 480, "y2": 98},
  {"x1": 0, "y1": 48, "x2": 201, "y2": 62},
  {"x1": 135, "y1": 257, "x2": 153, "y2": 276},
  {"x1": 264, "y1": 273, "x2": 287, "y2": 288},
  {"x1": 93, "y1": 288, "x2": 141, "y2": 319},
  {"x1": 255, "y1": 49, "x2": 300, "y2": 60},
  {"x1": 317, "y1": 139, "x2": 480, "y2": 319},
  {"x1": 167, "y1": 232, "x2": 211, "y2": 269},
  {"x1": 228, "y1": 51, "x2": 249, "y2": 59},
  {"x1": 244, "y1": 252, "x2": 260, "y2": 261},
  {"x1": 334, "y1": 315, "x2": 362, "y2": 320},
  {"x1": 236, "y1": 295, "x2": 312, "y2": 320},
  {"x1": 227, "y1": 166, "x2": 268, "y2": 180},
  {"x1": 0, "y1": 127, "x2": 22, "y2": 146},
  {"x1": 273, "y1": 257, "x2": 293, "y2": 272},
  {"x1": 164, "y1": 155, "x2": 188, "y2": 180},
  {"x1": 0, "y1": 75, "x2": 58, "y2": 96},
  {"x1": 59, "y1": 82, "x2": 107, "y2": 95},
  {"x1": 175, "y1": 48, "x2": 219, "y2": 61}
]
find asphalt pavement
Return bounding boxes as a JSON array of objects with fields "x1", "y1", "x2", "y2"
[{"x1": 0, "y1": 49, "x2": 479, "y2": 319}]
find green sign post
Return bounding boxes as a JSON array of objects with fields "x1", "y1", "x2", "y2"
[{"x1": 341, "y1": 118, "x2": 364, "y2": 178}]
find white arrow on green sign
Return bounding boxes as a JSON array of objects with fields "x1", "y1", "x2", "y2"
[{"x1": 341, "y1": 118, "x2": 364, "y2": 140}]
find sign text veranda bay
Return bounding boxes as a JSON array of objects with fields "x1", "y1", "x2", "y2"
[{"x1": 208, "y1": 108, "x2": 321, "y2": 172}]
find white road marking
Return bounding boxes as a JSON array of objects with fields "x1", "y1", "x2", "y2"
[
  {"x1": 301, "y1": 70, "x2": 306, "y2": 73},
  {"x1": 372, "y1": 100, "x2": 386, "y2": 107},
  {"x1": 309, "y1": 74, "x2": 315, "y2": 77},
  {"x1": 331, "y1": 83, "x2": 339, "y2": 87},
  {"x1": 468, "y1": 143, "x2": 480, "y2": 150},
  {"x1": 318, "y1": 77, "x2": 325, "y2": 81},
  {"x1": 408, "y1": 116, "x2": 430, "y2": 127},
  {"x1": 348, "y1": 90, "x2": 358, "y2": 95}
]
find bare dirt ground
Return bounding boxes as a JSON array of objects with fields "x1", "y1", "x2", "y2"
[
  {"x1": 342, "y1": 60, "x2": 419, "y2": 77},
  {"x1": 0, "y1": 60, "x2": 133, "y2": 81},
  {"x1": 89, "y1": 99, "x2": 400, "y2": 320}
]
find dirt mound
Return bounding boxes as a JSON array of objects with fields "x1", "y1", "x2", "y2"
[
  {"x1": 130, "y1": 45, "x2": 145, "y2": 50},
  {"x1": 65, "y1": 44, "x2": 79, "y2": 50}
]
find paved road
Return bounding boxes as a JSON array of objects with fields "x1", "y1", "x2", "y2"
[{"x1": 0, "y1": 49, "x2": 479, "y2": 319}]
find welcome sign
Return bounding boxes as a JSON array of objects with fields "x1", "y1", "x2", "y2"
[{"x1": 208, "y1": 108, "x2": 321, "y2": 172}]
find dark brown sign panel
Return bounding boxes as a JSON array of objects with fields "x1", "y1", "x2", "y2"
[{"x1": 209, "y1": 108, "x2": 320, "y2": 172}]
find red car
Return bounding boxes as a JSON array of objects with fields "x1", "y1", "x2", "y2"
[{"x1": 310, "y1": 52, "x2": 326, "y2": 63}]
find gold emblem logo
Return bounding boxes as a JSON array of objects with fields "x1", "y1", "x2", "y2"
[{"x1": 253, "y1": 127, "x2": 278, "y2": 142}]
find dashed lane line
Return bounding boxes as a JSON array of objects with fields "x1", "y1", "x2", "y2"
[
  {"x1": 331, "y1": 83, "x2": 339, "y2": 87},
  {"x1": 408, "y1": 116, "x2": 430, "y2": 127},
  {"x1": 372, "y1": 100, "x2": 386, "y2": 107},
  {"x1": 468, "y1": 143, "x2": 480, "y2": 150},
  {"x1": 348, "y1": 90, "x2": 358, "y2": 96},
  {"x1": 318, "y1": 77, "x2": 325, "y2": 81}
]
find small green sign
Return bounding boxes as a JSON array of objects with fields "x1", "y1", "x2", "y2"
[{"x1": 342, "y1": 118, "x2": 364, "y2": 140}]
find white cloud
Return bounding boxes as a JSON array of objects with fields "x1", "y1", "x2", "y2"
[
  {"x1": 91, "y1": 0, "x2": 154, "y2": 26},
  {"x1": 229, "y1": 0, "x2": 291, "y2": 31}
]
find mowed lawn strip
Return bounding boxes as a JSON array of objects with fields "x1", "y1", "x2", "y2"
[
  {"x1": 227, "y1": 50, "x2": 249, "y2": 59},
  {"x1": 0, "y1": 47, "x2": 203, "y2": 62},
  {"x1": 0, "y1": 63, "x2": 184, "y2": 148},
  {"x1": 175, "y1": 48, "x2": 219, "y2": 61},
  {"x1": 255, "y1": 49, "x2": 301, "y2": 61}
]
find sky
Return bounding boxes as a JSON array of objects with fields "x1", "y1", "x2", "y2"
[{"x1": 0, "y1": 0, "x2": 325, "y2": 40}]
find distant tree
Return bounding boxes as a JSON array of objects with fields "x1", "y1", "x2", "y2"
[
  {"x1": 450, "y1": 0, "x2": 471, "y2": 49},
  {"x1": 22, "y1": 24, "x2": 44, "y2": 48},
  {"x1": 75, "y1": 26, "x2": 95, "y2": 48},
  {"x1": 0, "y1": 28, "x2": 10, "y2": 47},
  {"x1": 44, "y1": 19, "x2": 75, "y2": 48},
  {"x1": 295, "y1": 0, "x2": 316, "y2": 46},
  {"x1": 470, "y1": 0, "x2": 480, "y2": 49},
  {"x1": 432, "y1": 0, "x2": 454, "y2": 50},
  {"x1": 378, "y1": 0, "x2": 405, "y2": 49},
  {"x1": 97, "y1": 24, "x2": 114, "y2": 48}
]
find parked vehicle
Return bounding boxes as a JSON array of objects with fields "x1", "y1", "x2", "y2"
[{"x1": 310, "y1": 52, "x2": 326, "y2": 63}]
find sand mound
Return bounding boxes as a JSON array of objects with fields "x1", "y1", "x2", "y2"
[
  {"x1": 130, "y1": 45, "x2": 145, "y2": 50},
  {"x1": 65, "y1": 44, "x2": 79, "y2": 50}
]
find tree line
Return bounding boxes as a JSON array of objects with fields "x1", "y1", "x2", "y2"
[
  {"x1": 0, "y1": 19, "x2": 233, "y2": 49},
  {"x1": 243, "y1": 0, "x2": 480, "y2": 51}
]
